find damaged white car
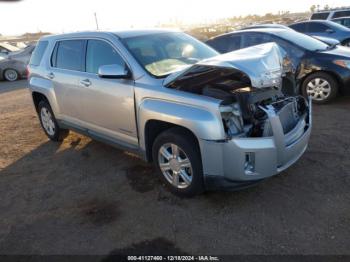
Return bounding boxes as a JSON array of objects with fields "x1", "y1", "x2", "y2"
[{"x1": 28, "y1": 30, "x2": 312, "y2": 196}]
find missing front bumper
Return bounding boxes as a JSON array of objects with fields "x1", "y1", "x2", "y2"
[{"x1": 200, "y1": 97, "x2": 312, "y2": 182}]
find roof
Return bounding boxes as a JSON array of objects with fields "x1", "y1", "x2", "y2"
[
  {"x1": 39, "y1": 28, "x2": 180, "y2": 41},
  {"x1": 113, "y1": 28, "x2": 180, "y2": 38},
  {"x1": 210, "y1": 28, "x2": 288, "y2": 39}
]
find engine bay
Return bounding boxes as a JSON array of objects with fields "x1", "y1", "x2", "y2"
[{"x1": 166, "y1": 65, "x2": 309, "y2": 139}]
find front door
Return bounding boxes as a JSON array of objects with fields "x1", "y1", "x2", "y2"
[{"x1": 77, "y1": 39, "x2": 138, "y2": 146}]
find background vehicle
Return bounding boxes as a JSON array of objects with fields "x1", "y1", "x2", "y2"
[
  {"x1": 289, "y1": 20, "x2": 350, "y2": 46},
  {"x1": 332, "y1": 16, "x2": 350, "y2": 28},
  {"x1": 240, "y1": 23, "x2": 340, "y2": 46},
  {"x1": 0, "y1": 44, "x2": 35, "y2": 81},
  {"x1": 28, "y1": 30, "x2": 311, "y2": 196},
  {"x1": 310, "y1": 8, "x2": 350, "y2": 20},
  {"x1": 241, "y1": 24, "x2": 291, "y2": 30},
  {"x1": 206, "y1": 28, "x2": 350, "y2": 103},
  {"x1": 0, "y1": 43, "x2": 20, "y2": 58}
]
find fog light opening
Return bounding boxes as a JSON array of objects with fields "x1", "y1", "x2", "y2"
[{"x1": 244, "y1": 152, "x2": 255, "y2": 175}]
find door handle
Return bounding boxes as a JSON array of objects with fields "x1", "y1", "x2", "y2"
[
  {"x1": 47, "y1": 72, "x2": 55, "y2": 79},
  {"x1": 80, "y1": 79, "x2": 91, "y2": 87}
]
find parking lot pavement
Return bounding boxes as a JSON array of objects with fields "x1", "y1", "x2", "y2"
[{"x1": 0, "y1": 80, "x2": 349, "y2": 256}]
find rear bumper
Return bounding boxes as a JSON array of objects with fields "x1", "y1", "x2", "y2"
[{"x1": 200, "y1": 97, "x2": 312, "y2": 187}]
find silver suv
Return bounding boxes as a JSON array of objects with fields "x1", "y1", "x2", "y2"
[{"x1": 28, "y1": 30, "x2": 312, "y2": 196}]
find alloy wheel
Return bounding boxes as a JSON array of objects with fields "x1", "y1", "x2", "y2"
[
  {"x1": 158, "y1": 143, "x2": 193, "y2": 189},
  {"x1": 4, "y1": 69, "x2": 18, "y2": 81},
  {"x1": 306, "y1": 78, "x2": 331, "y2": 101},
  {"x1": 40, "y1": 107, "x2": 56, "y2": 136}
]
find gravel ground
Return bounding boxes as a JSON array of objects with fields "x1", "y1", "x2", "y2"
[{"x1": 0, "y1": 80, "x2": 349, "y2": 256}]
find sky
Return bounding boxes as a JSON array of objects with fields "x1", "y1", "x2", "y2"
[{"x1": 0, "y1": 0, "x2": 348, "y2": 35}]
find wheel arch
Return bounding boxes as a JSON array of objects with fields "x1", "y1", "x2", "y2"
[
  {"x1": 144, "y1": 120, "x2": 201, "y2": 162},
  {"x1": 29, "y1": 77, "x2": 60, "y2": 116},
  {"x1": 32, "y1": 92, "x2": 50, "y2": 113},
  {"x1": 138, "y1": 99, "x2": 224, "y2": 163}
]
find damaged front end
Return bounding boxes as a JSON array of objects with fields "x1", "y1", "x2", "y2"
[
  {"x1": 164, "y1": 42, "x2": 312, "y2": 183},
  {"x1": 164, "y1": 43, "x2": 311, "y2": 141}
]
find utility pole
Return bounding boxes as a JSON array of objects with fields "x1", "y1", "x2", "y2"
[{"x1": 94, "y1": 12, "x2": 99, "y2": 30}]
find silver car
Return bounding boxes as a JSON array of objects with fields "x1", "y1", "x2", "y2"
[
  {"x1": 28, "y1": 30, "x2": 312, "y2": 196},
  {"x1": 0, "y1": 45, "x2": 35, "y2": 81}
]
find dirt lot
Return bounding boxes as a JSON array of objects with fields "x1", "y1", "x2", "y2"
[{"x1": 0, "y1": 80, "x2": 349, "y2": 256}]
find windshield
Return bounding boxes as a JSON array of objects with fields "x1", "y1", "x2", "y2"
[
  {"x1": 122, "y1": 32, "x2": 218, "y2": 77},
  {"x1": 278, "y1": 30, "x2": 329, "y2": 51}
]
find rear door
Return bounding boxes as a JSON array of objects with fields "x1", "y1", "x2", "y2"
[
  {"x1": 49, "y1": 39, "x2": 86, "y2": 122},
  {"x1": 77, "y1": 39, "x2": 138, "y2": 146}
]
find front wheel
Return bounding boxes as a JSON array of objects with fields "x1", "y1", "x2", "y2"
[
  {"x1": 301, "y1": 72, "x2": 338, "y2": 104},
  {"x1": 38, "y1": 100, "x2": 69, "y2": 141},
  {"x1": 152, "y1": 127, "x2": 204, "y2": 197}
]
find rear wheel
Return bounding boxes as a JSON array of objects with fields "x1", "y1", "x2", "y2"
[
  {"x1": 152, "y1": 127, "x2": 204, "y2": 197},
  {"x1": 38, "y1": 100, "x2": 69, "y2": 141},
  {"x1": 302, "y1": 72, "x2": 338, "y2": 104},
  {"x1": 4, "y1": 69, "x2": 19, "y2": 81}
]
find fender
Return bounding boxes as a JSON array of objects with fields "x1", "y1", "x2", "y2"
[
  {"x1": 137, "y1": 98, "x2": 225, "y2": 151},
  {"x1": 29, "y1": 76, "x2": 60, "y2": 117}
]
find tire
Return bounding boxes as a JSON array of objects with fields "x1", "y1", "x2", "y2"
[
  {"x1": 3, "y1": 69, "x2": 19, "y2": 82},
  {"x1": 301, "y1": 72, "x2": 338, "y2": 104},
  {"x1": 152, "y1": 127, "x2": 204, "y2": 197},
  {"x1": 38, "y1": 100, "x2": 69, "y2": 141}
]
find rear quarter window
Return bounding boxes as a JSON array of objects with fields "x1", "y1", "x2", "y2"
[
  {"x1": 29, "y1": 41, "x2": 48, "y2": 66},
  {"x1": 290, "y1": 23, "x2": 308, "y2": 32}
]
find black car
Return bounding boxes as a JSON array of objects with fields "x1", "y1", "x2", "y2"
[{"x1": 206, "y1": 28, "x2": 350, "y2": 103}]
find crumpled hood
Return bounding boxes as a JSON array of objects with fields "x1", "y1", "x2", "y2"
[{"x1": 164, "y1": 42, "x2": 284, "y2": 89}]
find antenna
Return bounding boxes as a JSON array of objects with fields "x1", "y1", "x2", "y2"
[{"x1": 94, "y1": 12, "x2": 99, "y2": 30}]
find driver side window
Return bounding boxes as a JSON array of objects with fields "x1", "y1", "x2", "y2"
[{"x1": 86, "y1": 40, "x2": 125, "y2": 74}]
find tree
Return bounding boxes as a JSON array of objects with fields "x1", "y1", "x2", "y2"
[
  {"x1": 324, "y1": 4, "x2": 330, "y2": 10},
  {"x1": 310, "y1": 5, "x2": 316, "y2": 13}
]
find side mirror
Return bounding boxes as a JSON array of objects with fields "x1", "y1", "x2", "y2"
[
  {"x1": 326, "y1": 28, "x2": 334, "y2": 34},
  {"x1": 98, "y1": 64, "x2": 131, "y2": 79}
]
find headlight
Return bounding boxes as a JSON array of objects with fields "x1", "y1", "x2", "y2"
[{"x1": 334, "y1": 60, "x2": 350, "y2": 69}]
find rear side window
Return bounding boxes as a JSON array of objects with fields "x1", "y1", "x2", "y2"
[
  {"x1": 207, "y1": 36, "x2": 231, "y2": 53},
  {"x1": 29, "y1": 41, "x2": 48, "y2": 66},
  {"x1": 308, "y1": 22, "x2": 330, "y2": 32},
  {"x1": 311, "y1": 12, "x2": 330, "y2": 20},
  {"x1": 207, "y1": 35, "x2": 242, "y2": 53},
  {"x1": 52, "y1": 40, "x2": 85, "y2": 71},
  {"x1": 333, "y1": 10, "x2": 350, "y2": 19},
  {"x1": 290, "y1": 23, "x2": 308, "y2": 32},
  {"x1": 242, "y1": 33, "x2": 273, "y2": 48},
  {"x1": 86, "y1": 40, "x2": 125, "y2": 74}
]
